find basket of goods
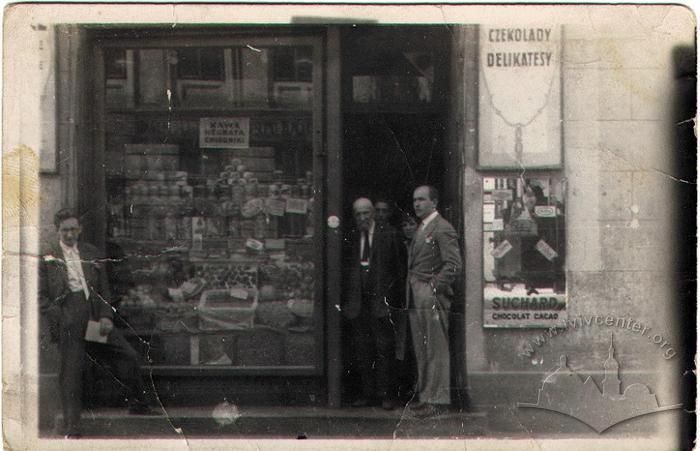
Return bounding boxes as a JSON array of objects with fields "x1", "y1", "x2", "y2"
[{"x1": 198, "y1": 286, "x2": 258, "y2": 331}]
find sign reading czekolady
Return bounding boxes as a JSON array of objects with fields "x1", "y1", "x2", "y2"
[{"x1": 479, "y1": 26, "x2": 562, "y2": 168}]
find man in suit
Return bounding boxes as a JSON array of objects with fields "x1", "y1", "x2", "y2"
[
  {"x1": 39, "y1": 209, "x2": 156, "y2": 438},
  {"x1": 407, "y1": 186, "x2": 462, "y2": 416},
  {"x1": 343, "y1": 198, "x2": 406, "y2": 410}
]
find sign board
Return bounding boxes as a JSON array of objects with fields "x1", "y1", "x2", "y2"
[
  {"x1": 484, "y1": 286, "x2": 567, "y2": 328},
  {"x1": 478, "y1": 26, "x2": 562, "y2": 168},
  {"x1": 200, "y1": 117, "x2": 250, "y2": 148}
]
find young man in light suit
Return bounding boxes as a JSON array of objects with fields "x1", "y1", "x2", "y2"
[
  {"x1": 407, "y1": 186, "x2": 462, "y2": 416},
  {"x1": 39, "y1": 209, "x2": 157, "y2": 438}
]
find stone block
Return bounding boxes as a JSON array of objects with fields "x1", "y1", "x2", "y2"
[
  {"x1": 632, "y1": 170, "x2": 675, "y2": 221},
  {"x1": 564, "y1": 121, "x2": 600, "y2": 150},
  {"x1": 599, "y1": 221, "x2": 674, "y2": 271},
  {"x1": 563, "y1": 39, "x2": 601, "y2": 69},
  {"x1": 597, "y1": 69, "x2": 633, "y2": 120},
  {"x1": 598, "y1": 171, "x2": 633, "y2": 221},
  {"x1": 630, "y1": 69, "x2": 673, "y2": 121},
  {"x1": 567, "y1": 222, "x2": 603, "y2": 272},
  {"x1": 563, "y1": 68, "x2": 599, "y2": 121},
  {"x1": 599, "y1": 120, "x2": 673, "y2": 174}
]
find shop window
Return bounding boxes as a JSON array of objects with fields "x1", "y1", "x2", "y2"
[
  {"x1": 482, "y1": 176, "x2": 567, "y2": 328},
  {"x1": 101, "y1": 40, "x2": 321, "y2": 371},
  {"x1": 176, "y1": 48, "x2": 225, "y2": 81},
  {"x1": 105, "y1": 48, "x2": 127, "y2": 79},
  {"x1": 105, "y1": 49, "x2": 135, "y2": 108},
  {"x1": 342, "y1": 27, "x2": 449, "y2": 109}
]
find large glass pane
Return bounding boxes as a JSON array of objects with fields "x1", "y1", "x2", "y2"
[{"x1": 103, "y1": 42, "x2": 319, "y2": 370}]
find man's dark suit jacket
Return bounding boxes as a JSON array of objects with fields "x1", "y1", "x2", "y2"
[
  {"x1": 39, "y1": 240, "x2": 114, "y2": 339},
  {"x1": 343, "y1": 223, "x2": 407, "y2": 320}
]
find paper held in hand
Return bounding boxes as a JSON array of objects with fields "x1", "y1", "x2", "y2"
[{"x1": 84, "y1": 320, "x2": 108, "y2": 343}]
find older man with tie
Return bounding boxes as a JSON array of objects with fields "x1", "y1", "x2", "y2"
[
  {"x1": 343, "y1": 198, "x2": 406, "y2": 410},
  {"x1": 39, "y1": 209, "x2": 157, "y2": 438},
  {"x1": 407, "y1": 186, "x2": 462, "y2": 416}
]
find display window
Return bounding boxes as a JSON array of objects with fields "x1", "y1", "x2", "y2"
[
  {"x1": 98, "y1": 37, "x2": 323, "y2": 372},
  {"x1": 482, "y1": 176, "x2": 567, "y2": 328}
]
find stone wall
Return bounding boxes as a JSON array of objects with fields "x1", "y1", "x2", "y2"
[{"x1": 465, "y1": 9, "x2": 694, "y2": 438}]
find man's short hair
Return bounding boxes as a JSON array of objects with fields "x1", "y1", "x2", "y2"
[
  {"x1": 54, "y1": 208, "x2": 79, "y2": 229},
  {"x1": 352, "y1": 197, "x2": 374, "y2": 212},
  {"x1": 416, "y1": 185, "x2": 440, "y2": 203},
  {"x1": 374, "y1": 197, "x2": 391, "y2": 207}
]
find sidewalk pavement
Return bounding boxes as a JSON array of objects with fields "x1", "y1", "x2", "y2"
[
  {"x1": 49, "y1": 405, "x2": 492, "y2": 439},
  {"x1": 45, "y1": 403, "x2": 679, "y2": 440}
]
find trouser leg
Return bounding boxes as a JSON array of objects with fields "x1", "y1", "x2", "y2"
[
  {"x1": 422, "y1": 302, "x2": 450, "y2": 405},
  {"x1": 408, "y1": 306, "x2": 427, "y2": 402},
  {"x1": 350, "y1": 313, "x2": 376, "y2": 399},
  {"x1": 58, "y1": 293, "x2": 90, "y2": 434},
  {"x1": 87, "y1": 329, "x2": 148, "y2": 407},
  {"x1": 372, "y1": 315, "x2": 396, "y2": 399},
  {"x1": 409, "y1": 281, "x2": 451, "y2": 405}
]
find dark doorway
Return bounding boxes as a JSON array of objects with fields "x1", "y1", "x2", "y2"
[
  {"x1": 342, "y1": 112, "x2": 447, "y2": 221},
  {"x1": 338, "y1": 26, "x2": 461, "y2": 406}
]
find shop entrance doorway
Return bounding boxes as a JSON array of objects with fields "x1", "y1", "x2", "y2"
[{"x1": 339, "y1": 26, "x2": 466, "y2": 407}]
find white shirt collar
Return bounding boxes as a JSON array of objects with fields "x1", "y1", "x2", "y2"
[
  {"x1": 59, "y1": 240, "x2": 79, "y2": 256},
  {"x1": 421, "y1": 211, "x2": 439, "y2": 229}
]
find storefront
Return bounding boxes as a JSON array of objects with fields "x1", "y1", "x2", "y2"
[
  {"x1": 39, "y1": 24, "x2": 468, "y2": 408},
  {"x1": 30, "y1": 10, "x2": 690, "y2": 435}
]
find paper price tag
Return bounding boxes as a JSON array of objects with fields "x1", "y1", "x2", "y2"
[
  {"x1": 491, "y1": 240, "x2": 513, "y2": 259},
  {"x1": 492, "y1": 189, "x2": 513, "y2": 201},
  {"x1": 536, "y1": 239, "x2": 558, "y2": 261},
  {"x1": 483, "y1": 203, "x2": 496, "y2": 223},
  {"x1": 535, "y1": 206, "x2": 557, "y2": 218},
  {"x1": 286, "y1": 198, "x2": 308, "y2": 214}
]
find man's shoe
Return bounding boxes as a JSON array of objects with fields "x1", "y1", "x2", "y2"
[
  {"x1": 128, "y1": 405, "x2": 161, "y2": 415},
  {"x1": 63, "y1": 432, "x2": 82, "y2": 439},
  {"x1": 351, "y1": 398, "x2": 370, "y2": 408},
  {"x1": 408, "y1": 401, "x2": 428, "y2": 411},
  {"x1": 381, "y1": 398, "x2": 396, "y2": 411},
  {"x1": 416, "y1": 404, "x2": 447, "y2": 418}
]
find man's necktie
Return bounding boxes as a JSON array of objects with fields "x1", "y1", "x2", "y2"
[{"x1": 360, "y1": 230, "x2": 370, "y2": 268}]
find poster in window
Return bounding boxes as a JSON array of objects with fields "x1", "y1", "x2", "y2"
[
  {"x1": 483, "y1": 176, "x2": 567, "y2": 328},
  {"x1": 478, "y1": 26, "x2": 562, "y2": 169},
  {"x1": 200, "y1": 117, "x2": 250, "y2": 149}
]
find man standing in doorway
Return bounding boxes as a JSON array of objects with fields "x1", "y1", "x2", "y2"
[
  {"x1": 343, "y1": 198, "x2": 406, "y2": 410},
  {"x1": 407, "y1": 186, "x2": 462, "y2": 416},
  {"x1": 39, "y1": 209, "x2": 157, "y2": 438},
  {"x1": 373, "y1": 198, "x2": 394, "y2": 226}
]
